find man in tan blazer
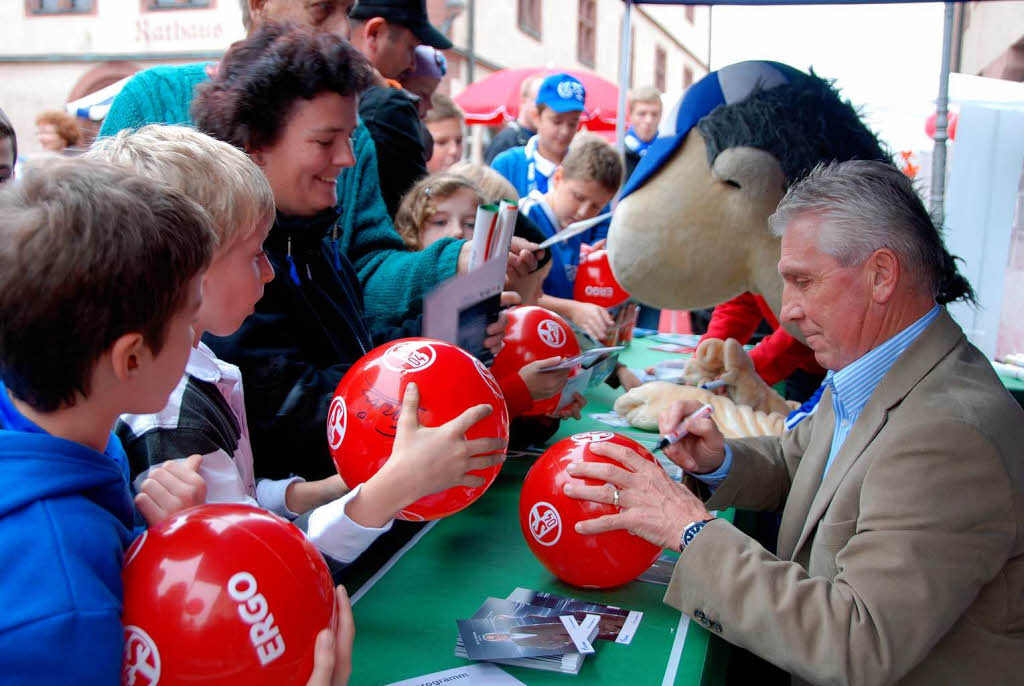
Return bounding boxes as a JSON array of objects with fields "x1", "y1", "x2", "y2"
[{"x1": 565, "y1": 160, "x2": 1024, "y2": 685}]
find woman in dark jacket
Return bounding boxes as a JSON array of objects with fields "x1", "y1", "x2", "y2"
[{"x1": 192, "y1": 24, "x2": 502, "y2": 482}]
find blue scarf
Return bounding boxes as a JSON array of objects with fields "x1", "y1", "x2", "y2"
[{"x1": 624, "y1": 127, "x2": 657, "y2": 157}]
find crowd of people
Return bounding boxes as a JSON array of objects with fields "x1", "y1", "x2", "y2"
[
  {"x1": 1, "y1": 0, "x2": 1021, "y2": 684},
  {"x1": 0, "y1": 1, "x2": 654, "y2": 682}
]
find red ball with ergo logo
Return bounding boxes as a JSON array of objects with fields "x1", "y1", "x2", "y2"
[
  {"x1": 490, "y1": 306, "x2": 581, "y2": 416},
  {"x1": 519, "y1": 431, "x2": 662, "y2": 589},
  {"x1": 327, "y1": 337, "x2": 509, "y2": 521},
  {"x1": 573, "y1": 249, "x2": 629, "y2": 310},
  {"x1": 121, "y1": 504, "x2": 336, "y2": 686},
  {"x1": 573, "y1": 249, "x2": 633, "y2": 345}
]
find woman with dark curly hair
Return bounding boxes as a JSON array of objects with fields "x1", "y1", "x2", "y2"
[
  {"x1": 191, "y1": 24, "x2": 377, "y2": 484},
  {"x1": 191, "y1": 24, "x2": 505, "y2": 485}
]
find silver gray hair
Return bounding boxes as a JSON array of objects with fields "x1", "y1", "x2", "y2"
[{"x1": 769, "y1": 160, "x2": 974, "y2": 304}]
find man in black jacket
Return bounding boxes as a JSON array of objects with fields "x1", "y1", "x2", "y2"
[{"x1": 349, "y1": 0, "x2": 451, "y2": 216}]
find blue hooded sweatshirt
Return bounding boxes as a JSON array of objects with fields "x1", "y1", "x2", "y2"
[{"x1": 0, "y1": 382, "x2": 136, "y2": 684}]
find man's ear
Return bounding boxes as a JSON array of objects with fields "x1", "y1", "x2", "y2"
[
  {"x1": 868, "y1": 248, "x2": 900, "y2": 304},
  {"x1": 551, "y1": 166, "x2": 564, "y2": 188},
  {"x1": 109, "y1": 332, "x2": 147, "y2": 383},
  {"x1": 248, "y1": 0, "x2": 269, "y2": 25},
  {"x1": 363, "y1": 16, "x2": 387, "y2": 51}
]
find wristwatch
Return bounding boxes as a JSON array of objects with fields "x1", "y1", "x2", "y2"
[{"x1": 679, "y1": 518, "x2": 714, "y2": 552}]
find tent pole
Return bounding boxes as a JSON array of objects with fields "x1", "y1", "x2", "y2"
[
  {"x1": 930, "y1": 1, "x2": 954, "y2": 225},
  {"x1": 466, "y1": 0, "x2": 476, "y2": 85},
  {"x1": 616, "y1": 0, "x2": 633, "y2": 154}
]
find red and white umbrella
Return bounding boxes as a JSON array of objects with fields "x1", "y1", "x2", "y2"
[{"x1": 454, "y1": 67, "x2": 620, "y2": 131}]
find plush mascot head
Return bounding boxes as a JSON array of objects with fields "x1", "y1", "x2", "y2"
[{"x1": 607, "y1": 61, "x2": 889, "y2": 318}]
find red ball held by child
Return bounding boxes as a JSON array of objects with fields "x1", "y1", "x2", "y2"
[
  {"x1": 519, "y1": 431, "x2": 662, "y2": 589},
  {"x1": 328, "y1": 337, "x2": 509, "y2": 521},
  {"x1": 573, "y1": 249, "x2": 633, "y2": 345},
  {"x1": 490, "y1": 305, "x2": 581, "y2": 416},
  {"x1": 121, "y1": 504, "x2": 337, "y2": 686}
]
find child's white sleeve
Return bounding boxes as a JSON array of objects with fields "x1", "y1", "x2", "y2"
[
  {"x1": 255, "y1": 477, "x2": 304, "y2": 520},
  {"x1": 303, "y1": 484, "x2": 394, "y2": 563}
]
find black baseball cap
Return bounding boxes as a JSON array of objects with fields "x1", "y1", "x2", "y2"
[{"x1": 350, "y1": 0, "x2": 453, "y2": 50}]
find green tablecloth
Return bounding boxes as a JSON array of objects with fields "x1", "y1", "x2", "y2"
[
  {"x1": 348, "y1": 339, "x2": 728, "y2": 686},
  {"x1": 347, "y1": 335, "x2": 1023, "y2": 685}
]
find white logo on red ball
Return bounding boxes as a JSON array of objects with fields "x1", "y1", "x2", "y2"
[
  {"x1": 571, "y1": 431, "x2": 614, "y2": 443},
  {"x1": 537, "y1": 320, "x2": 567, "y2": 348},
  {"x1": 584, "y1": 285, "x2": 615, "y2": 298},
  {"x1": 473, "y1": 358, "x2": 505, "y2": 401},
  {"x1": 528, "y1": 502, "x2": 562, "y2": 546},
  {"x1": 227, "y1": 571, "x2": 287, "y2": 667},
  {"x1": 123, "y1": 625, "x2": 160, "y2": 686},
  {"x1": 382, "y1": 342, "x2": 437, "y2": 373},
  {"x1": 326, "y1": 396, "x2": 347, "y2": 450}
]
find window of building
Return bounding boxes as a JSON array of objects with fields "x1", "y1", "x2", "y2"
[
  {"x1": 685, "y1": 5, "x2": 695, "y2": 25},
  {"x1": 654, "y1": 45, "x2": 666, "y2": 92},
  {"x1": 683, "y1": 65, "x2": 694, "y2": 89},
  {"x1": 27, "y1": 0, "x2": 94, "y2": 14},
  {"x1": 143, "y1": 0, "x2": 213, "y2": 9},
  {"x1": 577, "y1": 0, "x2": 596, "y2": 68},
  {"x1": 518, "y1": 0, "x2": 541, "y2": 40}
]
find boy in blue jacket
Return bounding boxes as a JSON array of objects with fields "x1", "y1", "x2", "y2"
[
  {"x1": 0, "y1": 158, "x2": 215, "y2": 683},
  {"x1": 518, "y1": 134, "x2": 623, "y2": 343},
  {"x1": 491, "y1": 73, "x2": 586, "y2": 197}
]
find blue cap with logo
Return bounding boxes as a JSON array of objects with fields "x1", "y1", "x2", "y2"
[{"x1": 536, "y1": 73, "x2": 586, "y2": 113}]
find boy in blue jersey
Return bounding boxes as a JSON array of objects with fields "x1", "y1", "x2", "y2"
[
  {"x1": 0, "y1": 159, "x2": 215, "y2": 683},
  {"x1": 518, "y1": 134, "x2": 624, "y2": 342},
  {"x1": 491, "y1": 73, "x2": 586, "y2": 197}
]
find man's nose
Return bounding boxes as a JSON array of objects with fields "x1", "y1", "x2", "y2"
[{"x1": 779, "y1": 290, "x2": 801, "y2": 323}]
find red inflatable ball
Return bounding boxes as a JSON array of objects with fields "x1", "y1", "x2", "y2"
[
  {"x1": 121, "y1": 504, "x2": 336, "y2": 686},
  {"x1": 490, "y1": 306, "x2": 581, "y2": 416},
  {"x1": 519, "y1": 431, "x2": 662, "y2": 588},
  {"x1": 573, "y1": 248, "x2": 633, "y2": 345},
  {"x1": 574, "y1": 249, "x2": 629, "y2": 309},
  {"x1": 328, "y1": 337, "x2": 509, "y2": 521}
]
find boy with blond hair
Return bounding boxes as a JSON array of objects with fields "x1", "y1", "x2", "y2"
[
  {"x1": 518, "y1": 134, "x2": 624, "y2": 342},
  {"x1": 0, "y1": 158, "x2": 214, "y2": 681},
  {"x1": 94, "y1": 125, "x2": 506, "y2": 567},
  {"x1": 624, "y1": 86, "x2": 663, "y2": 180}
]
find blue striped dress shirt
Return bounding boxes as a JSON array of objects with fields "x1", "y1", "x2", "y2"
[
  {"x1": 821, "y1": 304, "x2": 940, "y2": 477},
  {"x1": 692, "y1": 304, "x2": 941, "y2": 488}
]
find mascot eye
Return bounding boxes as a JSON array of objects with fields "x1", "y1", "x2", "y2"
[{"x1": 724, "y1": 179, "x2": 742, "y2": 189}]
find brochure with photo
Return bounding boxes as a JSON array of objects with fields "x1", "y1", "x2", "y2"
[
  {"x1": 637, "y1": 551, "x2": 681, "y2": 586},
  {"x1": 539, "y1": 346, "x2": 625, "y2": 373},
  {"x1": 455, "y1": 598, "x2": 595, "y2": 674},
  {"x1": 423, "y1": 255, "x2": 505, "y2": 364},
  {"x1": 554, "y1": 367, "x2": 592, "y2": 411},
  {"x1": 505, "y1": 588, "x2": 643, "y2": 645}
]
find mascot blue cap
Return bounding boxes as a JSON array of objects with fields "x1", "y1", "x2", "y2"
[{"x1": 621, "y1": 60, "x2": 805, "y2": 199}]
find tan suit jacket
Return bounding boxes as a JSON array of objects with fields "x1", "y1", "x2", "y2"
[{"x1": 665, "y1": 310, "x2": 1024, "y2": 685}]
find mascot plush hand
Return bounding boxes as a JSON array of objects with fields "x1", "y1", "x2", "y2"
[
  {"x1": 614, "y1": 382, "x2": 786, "y2": 438},
  {"x1": 607, "y1": 61, "x2": 889, "y2": 321},
  {"x1": 682, "y1": 338, "x2": 796, "y2": 416}
]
